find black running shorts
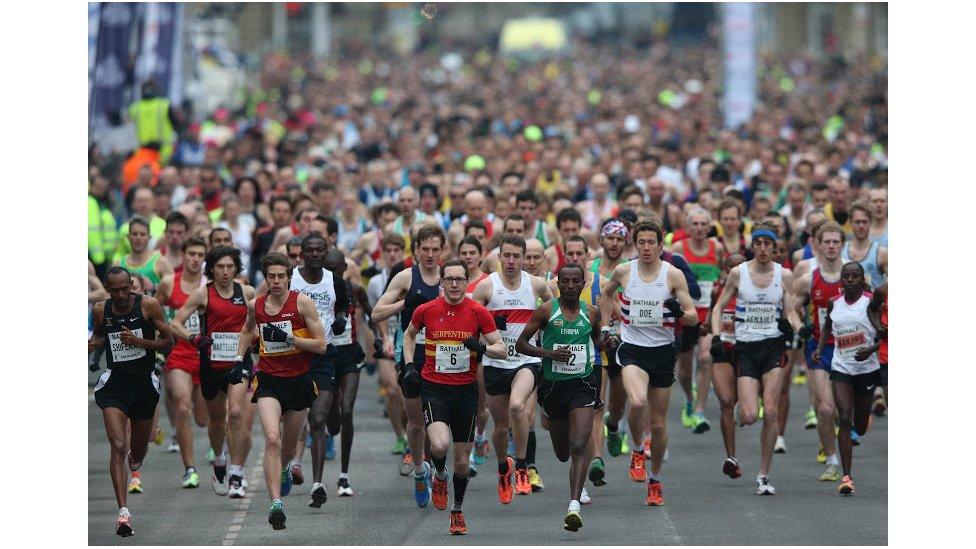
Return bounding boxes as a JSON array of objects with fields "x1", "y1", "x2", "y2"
[
  {"x1": 94, "y1": 368, "x2": 160, "y2": 421},
  {"x1": 482, "y1": 363, "x2": 541, "y2": 396},
  {"x1": 538, "y1": 369, "x2": 603, "y2": 421},
  {"x1": 251, "y1": 371, "x2": 317, "y2": 412},
  {"x1": 616, "y1": 342, "x2": 678, "y2": 388},
  {"x1": 734, "y1": 338, "x2": 786, "y2": 380},
  {"x1": 421, "y1": 380, "x2": 478, "y2": 443},
  {"x1": 830, "y1": 369, "x2": 883, "y2": 397}
]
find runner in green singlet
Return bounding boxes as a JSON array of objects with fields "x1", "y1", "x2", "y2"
[
  {"x1": 116, "y1": 216, "x2": 173, "y2": 293},
  {"x1": 516, "y1": 263, "x2": 604, "y2": 533}
]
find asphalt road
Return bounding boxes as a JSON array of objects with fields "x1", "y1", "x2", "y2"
[{"x1": 88, "y1": 367, "x2": 887, "y2": 545}]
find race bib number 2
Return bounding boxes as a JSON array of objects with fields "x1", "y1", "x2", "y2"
[
  {"x1": 435, "y1": 343, "x2": 470, "y2": 373},
  {"x1": 552, "y1": 344, "x2": 588, "y2": 375}
]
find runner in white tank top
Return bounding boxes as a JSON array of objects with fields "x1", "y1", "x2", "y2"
[
  {"x1": 711, "y1": 224, "x2": 799, "y2": 496},
  {"x1": 813, "y1": 262, "x2": 881, "y2": 496},
  {"x1": 471, "y1": 235, "x2": 552, "y2": 498},
  {"x1": 598, "y1": 221, "x2": 697, "y2": 506}
]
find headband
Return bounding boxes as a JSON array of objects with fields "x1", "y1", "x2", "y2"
[
  {"x1": 751, "y1": 229, "x2": 778, "y2": 243},
  {"x1": 601, "y1": 220, "x2": 629, "y2": 238}
]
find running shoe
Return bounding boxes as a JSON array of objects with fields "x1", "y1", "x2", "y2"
[
  {"x1": 804, "y1": 408, "x2": 818, "y2": 429},
  {"x1": 629, "y1": 450, "x2": 646, "y2": 482},
  {"x1": 820, "y1": 463, "x2": 841, "y2": 482},
  {"x1": 398, "y1": 450, "x2": 414, "y2": 476},
  {"x1": 580, "y1": 486, "x2": 591, "y2": 505},
  {"x1": 290, "y1": 462, "x2": 304, "y2": 486},
  {"x1": 468, "y1": 458, "x2": 479, "y2": 478},
  {"x1": 280, "y1": 466, "x2": 293, "y2": 497},
  {"x1": 414, "y1": 461, "x2": 432, "y2": 508},
  {"x1": 528, "y1": 466, "x2": 544, "y2": 492},
  {"x1": 269, "y1": 499, "x2": 286, "y2": 530},
  {"x1": 449, "y1": 510, "x2": 467, "y2": 535},
  {"x1": 793, "y1": 370, "x2": 807, "y2": 386},
  {"x1": 337, "y1": 478, "x2": 355, "y2": 497},
  {"x1": 308, "y1": 482, "x2": 328, "y2": 508},
  {"x1": 872, "y1": 396, "x2": 887, "y2": 417},
  {"x1": 127, "y1": 474, "x2": 143, "y2": 494},
  {"x1": 116, "y1": 511, "x2": 134, "y2": 537},
  {"x1": 391, "y1": 436, "x2": 407, "y2": 455},
  {"x1": 241, "y1": 475, "x2": 248, "y2": 489},
  {"x1": 182, "y1": 468, "x2": 199, "y2": 489},
  {"x1": 497, "y1": 456, "x2": 515, "y2": 504},
  {"x1": 851, "y1": 429, "x2": 861, "y2": 446},
  {"x1": 432, "y1": 473, "x2": 449, "y2": 510},
  {"x1": 681, "y1": 402, "x2": 694, "y2": 428},
  {"x1": 691, "y1": 412, "x2": 711, "y2": 434},
  {"x1": 774, "y1": 435, "x2": 788, "y2": 454},
  {"x1": 722, "y1": 457, "x2": 742, "y2": 479},
  {"x1": 228, "y1": 474, "x2": 246, "y2": 498},
  {"x1": 472, "y1": 437, "x2": 490, "y2": 465},
  {"x1": 212, "y1": 464, "x2": 228, "y2": 496},
  {"x1": 816, "y1": 445, "x2": 827, "y2": 464},
  {"x1": 605, "y1": 414, "x2": 624, "y2": 457},
  {"x1": 756, "y1": 476, "x2": 776, "y2": 495},
  {"x1": 153, "y1": 427, "x2": 164, "y2": 446},
  {"x1": 588, "y1": 457, "x2": 607, "y2": 486},
  {"x1": 166, "y1": 435, "x2": 179, "y2": 453},
  {"x1": 206, "y1": 447, "x2": 216, "y2": 464},
  {"x1": 564, "y1": 511, "x2": 583, "y2": 532},
  {"x1": 620, "y1": 434, "x2": 630, "y2": 454},
  {"x1": 325, "y1": 435, "x2": 336, "y2": 460},
  {"x1": 514, "y1": 467, "x2": 532, "y2": 495},
  {"x1": 645, "y1": 480, "x2": 664, "y2": 506},
  {"x1": 838, "y1": 475, "x2": 855, "y2": 496}
]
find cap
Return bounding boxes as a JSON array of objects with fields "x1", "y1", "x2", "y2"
[
  {"x1": 524, "y1": 125, "x2": 543, "y2": 143},
  {"x1": 464, "y1": 155, "x2": 486, "y2": 172}
]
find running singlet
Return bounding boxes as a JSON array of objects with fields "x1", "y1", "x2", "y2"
[
  {"x1": 290, "y1": 267, "x2": 337, "y2": 346},
  {"x1": 102, "y1": 294, "x2": 157, "y2": 373},
  {"x1": 557, "y1": 273, "x2": 606, "y2": 366},
  {"x1": 541, "y1": 301, "x2": 594, "y2": 381},
  {"x1": 121, "y1": 251, "x2": 164, "y2": 287},
  {"x1": 810, "y1": 268, "x2": 843, "y2": 344},
  {"x1": 734, "y1": 263, "x2": 784, "y2": 342},
  {"x1": 202, "y1": 283, "x2": 248, "y2": 370},
  {"x1": 483, "y1": 272, "x2": 540, "y2": 369},
  {"x1": 681, "y1": 239, "x2": 722, "y2": 322},
  {"x1": 410, "y1": 297, "x2": 497, "y2": 385},
  {"x1": 166, "y1": 272, "x2": 203, "y2": 368},
  {"x1": 828, "y1": 292, "x2": 879, "y2": 375},
  {"x1": 553, "y1": 244, "x2": 566, "y2": 274},
  {"x1": 256, "y1": 291, "x2": 312, "y2": 377},
  {"x1": 401, "y1": 265, "x2": 441, "y2": 344},
  {"x1": 465, "y1": 272, "x2": 489, "y2": 299},
  {"x1": 620, "y1": 261, "x2": 676, "y2": 347},
  {"x1": 533, "y1": 220, "x2": 551, "y2": 248},
  {"x1": 878, "y1": 294, "x2": 887, "y2": 364},
  {"x1": 332, "y1": 280, "x2": 358, "y2": 347},
  {"x1": 841, "y1": 241, "x2": 885, "y2": 288}
]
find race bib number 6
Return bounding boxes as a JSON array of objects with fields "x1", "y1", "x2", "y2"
[{"x1": 435, "y1": 343, "x2": 471, "y2": 373}]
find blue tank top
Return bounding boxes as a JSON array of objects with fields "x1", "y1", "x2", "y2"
[
  {"x1": 841, "y1": 241, "x2": 885, "y2": 288},
  {"x1": 802, "y1": 243, "x2": 814, "y2": 260},
  {"x1": 400, "y1": 264, "x2": 441, "y2": 332}
]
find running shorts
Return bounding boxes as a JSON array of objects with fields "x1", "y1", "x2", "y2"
[
  {"x1": 804, "y1": 338, "x2": 833, "y2": 371},
  {"x1": 421, "y1": 380, "x2": 478, "y2": 442},
  {"x1": 538, "y1": 369, "x2": 603, "y2": 421},
  {"x1": 734, "y1": 338, "x2": 786, "y2": 379},
  {"x1": 334, "y1": 343, "x2": 366, "y2": 378},
  {"x1": 310, "y1": 345, "x2": 337, "y2": 392},
  {"x1": 830, "y1": 369, "x2": 883, "y2": 397},
  {"x1": 94, "y1": 368, "x2": 161, "y2": 421},
  {"x1": 616, "y1": 342, "x2": 678, "y2": 388},
  {"x1": 251, "y1": 371, "x2": 317, "y2": 412},
  {"x1": 483, "y1": 363, "x2": 542, "y2": 396}
]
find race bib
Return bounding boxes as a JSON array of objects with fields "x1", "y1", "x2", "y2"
[
  {"x1": 552, "y1": 344, "x2": 588, "y2": 375},
  {"x1": 817, "y1": 307, "x2": 828, "y2": 332},
  {"x1": 415, "y1": 327, "x2": 426, "y2": 344},
  {"x1": 720, "y1": 311, "x2": 736, "y2": 343},
  {"x1": 695, "y1": 280, "x2": 714, "y2": 308},
  {"x1": 835, "y1": 327, "x2": 868, "y2": 359},
  {"x1": 109, "y1": 329, "x2": 147, "y2": 362},
  {"x1": 503, "y1": 336, "x2": 519, "y2": 361},
  {"x1": 185, "y1": 311, "x2": 201, "y2": 337},
  {"x1": 743, "y1": 303, "x2": 777, "y2": 330},
  {"x1": 262, "y1": 321, "x2": 295, "y2": 354},
  {"x1": 435, "y1": 343, "x2": 470, "y2": 373},
  {"x1": 211, "y1": 332, "x2": 240, "y2": 361},
  {"x1": 631, "y1": 299, "x2": 663, "y2": 327},
  {"x1": 333, "y1": 317, "x2": 353, "y2": 346}
]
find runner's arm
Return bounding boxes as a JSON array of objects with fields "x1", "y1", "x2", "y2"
[
  {"x1": 471, "y1": 276, "x2": 493, "y2": 306},
  {"x1": 668, "y1": 267, "x2": 699, "y2": 326},
  {"x1": 781, "y1": 268, "x2": 801, "y2": 330},
  {"x1": 866, "y1": 285, "x2": 886, "y2": 336},
  {"x1": 235, "y1": 299, "x2": 257, "y2": 357},
  {"x1": 371, "y1": 269, "x2": 410, "y2": 323},
  {"x1": 170, "y1": 286, "x2": 207, "y2": 342},
  {"x1": 814, "y1": 301, "x2": 833, "y2": 359},
  {"x1": 131, "y1": 296, "x2": 174, "y2": 354},
  {"x1": 599, "y1": 264, "x2": 624, "y2": 333},
  {"x1": 155, "y1": 255, "x2": 175, "y2": 281},
  {"x1": 711, "y1": 267, "x2": 739, "y2": 335},
  {"x1": 89, "y1": 273, "x2": 108, "y2": 303},
  {"x1": 877, "y1": 246, "x2": 887, "y2": 279},
  {"x1": 88, "y1": 303, "x2": 106, "y2": 353},
  {"x1": 402, "y1": 322, "x2": 419, "y2": 365},
  {"x1": 533, "y1": 275, "x2": 553, "y2": 302},
  {"x1": 515, "y1": 304, "x2": 552, "y2": 360},
  {"x1": 792, "y1": 272, "x2": 811, "y2": 319},
  {"x1": 294, "y1": 293, "x2": 328, "y2": 354},
  {"x1": 155, "y1": 275, "x2": 173, "y2": 307},
  {"x1": 589, "y1": 303, "x2": 603, "y2": 350}
]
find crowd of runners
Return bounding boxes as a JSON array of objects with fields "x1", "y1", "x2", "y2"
[{"x1": 88, "y1": 41, "x2": 888, "y2": 537}]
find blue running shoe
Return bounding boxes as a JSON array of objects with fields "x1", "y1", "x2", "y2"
[
  {"x1": 325, "y1": 435, "x2": 336, "y2": 460},
  {"x1": 280, "y1": 466, "x2": 293, "y2": 497},
  {"x1": 413, "y1": 461, "x2": 432, "y2": 508},
  {"x1": 851, "y1": 429, "x2": 861, "y2": 446},
  {"x1": 305, "y1": 433, "x2": 312, "y2": 449}
]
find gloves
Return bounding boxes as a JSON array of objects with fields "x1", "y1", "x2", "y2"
[
  {"x1": 190, "y1": 334, "x2": 212, "y2": 352},
  {"x1": 463, "y1": 336, "x2": 487, "y2": 355},
  {"x1": 332, "y1": 313, "x2": 347, "y2": 336},
  {"x1": 709, "y1": 337, "x2": 725, "y2": 362},
  {"x1": 373, "y1": 338, "x2": 386, "y2": 359},
  {"x1": 262, "y1": 324, "x2": 290, "y2": 343},
  {"x1": 493, "y1": 315, "x2": 507, "y2": 331},
  {"x1": 664, "y1": 297, "x2": 682, "y2": 318},
  {"x1": 404, "y1": 291, "x2": 426, "y2": 312},
  {"x1": 798, "y1": 323, "x2": 815, "y2": 340},
  {"x1": 229, "y1": 356, "x2": 250, "y2": 385},
  {"x1": 777, "y1": 317, "x2": 794, "y2": 340}
]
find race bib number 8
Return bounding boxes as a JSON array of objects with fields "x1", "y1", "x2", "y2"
[
  {"x1": 109, "y1": 329, "x2": 147, "y2": 362},
  {"x1": 503, "y1": 336, "x2": 519, "y2": 360},
  {"x1": 552, "y1": 344, "x2": 588, "y2": 375},
  {"x1": 211, "y1": 332, "x2": 240, "y2": 361},
  {"x1": 435, "y1": 343, "x2": 470, "y2": 373},
  {"x1": 185, "y1": 311, "x2": 201, "y2": 337},
  {"x1": 744, "y1": 303, "x2": 777, "y2": 330},
  {"x1": 835, "y1": 327, "x2": 867, "y2": 359},
  {"x1": 631, "y1": 299, "x2": 663, "y2": 327},
  {"x1": 262, "y1": 321, "x2": 295, "y2": 354}
]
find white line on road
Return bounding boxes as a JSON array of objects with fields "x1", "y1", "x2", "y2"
[{"x1": 221, "y1": 449, "x2": 265, "y2": 546}]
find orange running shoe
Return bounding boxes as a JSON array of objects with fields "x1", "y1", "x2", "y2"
[
  {"x1": 497, "y1": 457, "x2": 515, "y2": 504},
  {"x1": 514, "y1": 467, "x2": 531, "y2": 495},
  {"x1": 838, "y1": 475, "x2": 855, "y2": 496},
  {"x1": 432, "y1": 474, "x2": 449, "y2": 510},
  {"x1": 449, "y1": 510, "x2": 468, "y2": 535},
  {"x1": 629, "y1": 450, "x2": 647, "y2": 482},
  {"x1": 645, "y1": 480, "x2": 664, "y2": 506}
]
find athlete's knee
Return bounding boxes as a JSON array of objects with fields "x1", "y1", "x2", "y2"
[
  {"x1": 628, "y1": 397, "x2": 647, "y2": 414},
  {"x1": 648, "y1": 417, "x2": 667, "y2": 435},
  {"x1": 740, "y1": 408, "x2": 759, "y2": 425},
  {"x1": 815, "y1": 402, "x2": 835, "y2": 420},
  {"x1": 264, "y1": 429, "x2": 282, "y2": 451},
  {"x1": 108, "y1": 435, "x2": 127, "y2": 455},
  {"x1": 568, "y1": 437, "x2": 588, "y2": 457},
  {"x1": 761, "y1": 405, "x2": 779, "y2": 424},
  {"x1": 508, "y1": 399, "x2": 525, "y2": 421},
  {"x1": 308, "y1": 411, "x2": 328, "y2": 432},
  {"x1": 176, "y1": 400, "x2": 193, "y2": 421}
]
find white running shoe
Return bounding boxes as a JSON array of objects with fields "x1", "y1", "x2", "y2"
[
  {"x1": 579, "y1": 487, "x2": 591, "y2": 505},
  {"x1": 337, "y1": 478, "x2": 355, "y2": 497},
  {"x1": 756, "y1": 476, "x2": 776, "y2": 495},
  {"x1": 774, "y1": 436, "x2": 787, "y2": 454},
  {"x1": 167, "y1": 437, "x2": 180, "y2": 453},
  {"x1": 212, "y1": 466, "x2": 229, "y2": 496},
  {"x1": 228, "y1": 475, "x2": 246, "y2": 499}
]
